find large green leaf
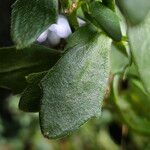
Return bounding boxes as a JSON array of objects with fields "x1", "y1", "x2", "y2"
[
  {"x1": 40, "y1": 25, "x2": 111, "y2": 139},
  {"x1": 89, "y1": 1, "x2": 122, "y2": 41},
  {"x1": 11, "y1": 0, "x2": 58, "y2": 48},
  {"x1": 116, "y1": 0, "x2": 150, "y2": 24},
  {"x1": 128, "y1": 13, "x2": 150, "y2": 94},
  {"x1": 0, "y1": 45, "x2": 61, "y2": 94},
  {"x1": 19, "y1": 71, "x2": 47, "y2": 112}
]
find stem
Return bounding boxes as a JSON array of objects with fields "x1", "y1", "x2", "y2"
[
  {"x1": 121, "y1": 124, "x2": 128, "y2": 150},
  {"x1": 81, "y1": 1, "x2": 89, "y2": 14},
  {"x1": 67, "y1": 10, "x2": 79, "y2": 32},
  {"x1": 60, "y1": 0, "x2": 69, "y2": 10},
  {"x1": 60, "y1": 0, "x2": 79, "y2": 31}
]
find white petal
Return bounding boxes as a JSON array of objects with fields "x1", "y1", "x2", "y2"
[
  {"x1": 37, "y1": 30, "x2": 48, "y2": 43},
  {"x1": 57, "y1": 15, "x2": 72, "y2": 38},
  {"x1": 49, "y1": 24, "x2": 58, "y2": 32},
  {"x1": 48, "y1": 32, "x2": 61, "y2": 46},
  {"x1": 77, "y1": 18, "x2": 86, "y2": 27},
  {"x1": 49, "y1": 15, "x2": 72, "y2": 38}
]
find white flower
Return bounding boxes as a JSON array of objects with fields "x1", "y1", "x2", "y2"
[
  {"x1": 37, "y1": 15, "x2": 86, "y2": 45},
  {"x1": 37, "y1": 30, "x2": 48, "y2": 43},
  {"x1": 49, "y1": 15, "x2": 72, "y2": 38}
]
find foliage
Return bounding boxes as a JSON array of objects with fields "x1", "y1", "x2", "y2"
[{"x1": 0, "y1": 0, "x2": 150, "y2": 145}]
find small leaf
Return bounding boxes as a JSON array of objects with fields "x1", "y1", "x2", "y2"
[
  {"x1": 0, "y1": 45, "x2": 61, "y2": 94},
  {"x1": 40, "y1": 25, "x2": 111, "y2": 139},
  {"x1": 128, "y1": 12, "x2": 150, "y2": 94},
  {"x1": 110, "y1": 42, "x2": 129, "y2": 74},
  {"x1": 89, "y1": 1, "x2": 122, "y2": 41},
  {"x1": 11, "y1": 0, "x2": 58, "y2": 48},
  {"x1": 19, "y1": 71, "x2": 47, "y2": 112},
  {"x1": 116, "y1": 0, "x2": 150, "y2": 24}
]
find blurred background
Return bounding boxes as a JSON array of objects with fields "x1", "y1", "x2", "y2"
[{"x1": 0, "y1": 1, "x2": 150, "y2": 150}]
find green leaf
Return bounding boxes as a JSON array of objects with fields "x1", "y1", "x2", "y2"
[
  {"x1": 116, "y1": 0, "x2": 150, "y2": 25},
  {"x1": 0, "y1": 45, "x2": 61, "y2": 94},
  {"x1": 126, "y1": 79, "x2": 150, "y2": 116},
  {"x1": 89, "y1": 1, "x2": 122, "y2": 41},
  {"x1": 11, "y1": 0, "x2": 58, "y2": 49},
  {"x1": 65, "y1": 24, "x2": 98, "y2": 49},
  {"x1": 110, "y1": 42, "x2": 129, "y2": 74},
  {"x1": 113, "y1": 75, "x2": 150, "y2": 135},
  {"x1": 128, "y1": 13, "x2": 150, "y2": 94},
  {"x1": 19, "y1": 71, "x2": 47, "y2": 112},
  {"x1": 102, "y1": 0, "x2": 115, "y2": 11},
  {"x1": 126, "y1": 63, "x2": 139, "y2": 78},
  {"x1": 40, "y1": 25, "x2": 111, "y2": 139}
]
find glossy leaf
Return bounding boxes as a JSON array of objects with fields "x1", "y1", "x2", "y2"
[
  {"x1": 89, "y1": 1, "x2": 122, "y2": 41},
  {"x1": 116, "y1": 0, "x2": 150, "y2": 24},
  {"x1": 40, "y1": 25, "x2": 111, "y2": 139},
  {"x1": 11, "y1": 0, "x2": 58, "y2": 48},
  {"x1": 0, "y1": 45, "x2": 61, "y2": 94},
  {"x1": 128, "y1": 13, "x2": 150, "y2": 94},
  {"x1": 19, "y1": 71, "x2": 47, "y2": 112}
]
